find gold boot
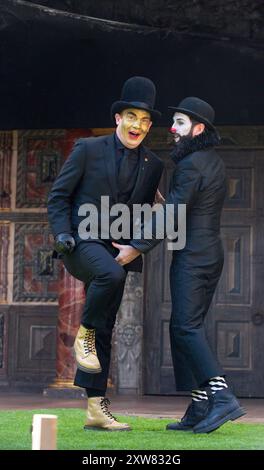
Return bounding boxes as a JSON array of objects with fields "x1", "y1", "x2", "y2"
[
  {"x1": 84, "y1": 397, "x2": 131, "y2": 431},
  {"x1": 74, "y1": 325, "x2": 101, "y2": 373}
]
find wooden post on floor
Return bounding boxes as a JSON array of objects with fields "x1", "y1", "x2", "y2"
[{"x1": 32, "y1": 414, "x2": 57, "y2": 450}]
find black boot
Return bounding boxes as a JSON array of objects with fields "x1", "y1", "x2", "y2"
[
  {"x1": 166, "y1": 400, "x2": 209, "y2": 431},
  {"x1": 193, "y1": 388, "x2": 246, "y2": 434}
]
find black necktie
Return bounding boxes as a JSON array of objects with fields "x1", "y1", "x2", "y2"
[{"x1": 118, "y1": 148, "x2": 139, "y2": 202}]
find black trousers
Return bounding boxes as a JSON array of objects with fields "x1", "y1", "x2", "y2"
[
  {"x1": 62, "y1": 241, "x2": 127, "y2": 392},
  {"x1": 169, "y1": 254, "x2": 224, "y2": 391}
]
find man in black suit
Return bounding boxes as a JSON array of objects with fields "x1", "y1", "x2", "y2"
[
  {"x1": 114, "y1": 97, "x2": 246, "y2": 434},
  {"x1": 47, "y1": 76, "x2": 164, "y2": 431}
]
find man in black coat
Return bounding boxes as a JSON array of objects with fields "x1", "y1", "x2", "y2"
[
  {"x1": 47, "y1": 76, "x2": 164, "y2": 431},
  {"x1": 114, "y1": 97, "x2": 246, "y2": 434}
]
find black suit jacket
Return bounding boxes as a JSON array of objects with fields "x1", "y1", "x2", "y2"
[
  {"x1": 131, "y1": 147, "x2": 226, "y2": 258},
  {"x1": 47, "y1": 133, "x2": 164, "y2": 271}
]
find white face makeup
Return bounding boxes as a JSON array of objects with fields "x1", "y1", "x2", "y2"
[{"x1": 171, "y1": 112, "x2": 192, "y2": 143}]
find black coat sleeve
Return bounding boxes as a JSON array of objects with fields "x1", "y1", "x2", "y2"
[
  {"x1": 47, "y1": 139, "x2": 86, "y2": 237},
  {"x1": 149, "y1": 159, "x2": 165, "y2": 204},
  {"x1": 130, "y1": 159, "x2": 201, "y2": 253}
]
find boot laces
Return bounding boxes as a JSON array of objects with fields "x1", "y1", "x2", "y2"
[
  {"x1": 84, "y1": 329, "x2": 96, "y2": 354},
  {"x1": 100, "y1": 398, "x2": 116, "y2": 420}
]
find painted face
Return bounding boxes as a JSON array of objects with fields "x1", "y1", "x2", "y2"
[
  {"x1": 170, "y1": 112, "x2": 192, "y2": 143},
  {"x1": 115, "y1": 108, "x2": 152, "y2": 149}
]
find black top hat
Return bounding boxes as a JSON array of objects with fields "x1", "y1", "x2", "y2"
[
  {"x1": 111, "y1": 76, "x2": 161, "y2": 121},
  {"x1": 168, "y1": 97, "x2": 215, "y2": 130}
]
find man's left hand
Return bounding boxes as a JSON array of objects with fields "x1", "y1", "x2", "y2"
[{"x1": 112, "y1": 242, "x2": 141, "y2": 266}]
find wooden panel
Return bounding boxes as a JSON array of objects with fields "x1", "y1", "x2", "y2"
[
  {"x1": 13, "y1": 223, "x2": 59, "y2": 302},
  {"x1": 216, "y1": 321, "x2": 251, "y2": 369},
  {"x1": 0, "y1": 307, "x2": 8, "y2": 379},
  {"x1": 29, "y1": 326, "x2": 56, "y2": 362},
  {"x1": 225, "y1": 167, "x2": 252, "y2": 209},
  {"x1": 13, "y1": 310, "x2": 56, "y2": 373},
  {"x1": 161, "y1": 320, "x2": 172, "y2": 367},
  {"x1": 216, "y1": 226, "x2": 251, "y2": 305},
  {"x1": 0, "y1": 132, "x2": 12, "y2": 209},
  {"x1": 0, "y1": 312, "x2": 3, "y2": 369},
  {"x1": 0, "y1": 223, "x2": 9, "y2": 303},
  {"x1": 8, "y1": 306, "x2": 57, "y2": 387},
  {"x1": 16, "y1": 130, "x2": 65, "y2": 208}
]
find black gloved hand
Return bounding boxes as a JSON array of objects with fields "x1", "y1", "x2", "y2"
[{"x1": 54, "y1": 233, "x2": 76, "y2": 254}]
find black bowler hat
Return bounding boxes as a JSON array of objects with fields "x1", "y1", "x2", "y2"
[
  {"x1": 111, "y1": 76, "x2": 161, "y2": 121},
  {"x1": 169, "y1": 97, "x2": 216, "y2": 130}
]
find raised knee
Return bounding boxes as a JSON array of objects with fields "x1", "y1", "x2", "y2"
[{"x1": 106, "y1": 266, "x2": 126, "y2": 287}]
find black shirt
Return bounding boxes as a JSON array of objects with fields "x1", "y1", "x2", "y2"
[{"x1": 114, "y1": 133, "x2": 140, "y2": 203}]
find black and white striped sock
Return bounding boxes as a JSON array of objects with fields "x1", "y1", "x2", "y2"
[
  {"x1": 191, "y1": 390, "x2": 208, "y2": 402},
  {"x1": 209, "y1": 376, "x2": 228, "y2": 394}
]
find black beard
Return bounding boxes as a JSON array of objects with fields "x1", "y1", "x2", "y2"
[
  {"x1": 174, "y1": 134, "x2": 192, "y2": 145},
  {"x1": 170, "y1": 129, "x2": 221, "y2": 163}
]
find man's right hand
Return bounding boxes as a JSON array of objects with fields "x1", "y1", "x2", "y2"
[
  {"x1": 154, "y1": 188, "x2": 165, "y2": 204},
  {"x1": 112, "y1": 242, "x2": 140, "y2": 266},
  {"x1": 54, "y1": 233, "x2": 76, "y2": 254}
]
